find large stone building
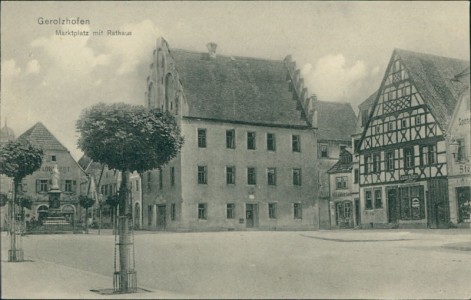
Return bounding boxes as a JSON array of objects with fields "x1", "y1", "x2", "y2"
[
  {"x1": 357, "y1": 49, "x2": 470, "y2": 229},
  {"x1": 16, "y1": 122, "x2": 88, "y2": 223},
  {"x1": 142, "y1": 38, "x2": 321, "y2": 231}
]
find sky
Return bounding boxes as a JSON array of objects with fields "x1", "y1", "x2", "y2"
[{"x1": 1, "y1": 1, "x2": 469, "y2": 160}]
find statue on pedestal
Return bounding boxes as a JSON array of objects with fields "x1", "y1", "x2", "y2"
[
  {"x1": 49, "y1": 164, "x2": 61, "y2": 209},
  {"x1": 51, "y1": 164, "x2": 60, "y2": 190}
]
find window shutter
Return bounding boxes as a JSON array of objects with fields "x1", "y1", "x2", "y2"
[{"x1": 36, "y1": 179, "x2": 40, "y2": 193}]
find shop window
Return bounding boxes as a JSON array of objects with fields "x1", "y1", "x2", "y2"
[
  {"x1": 399, "y1": 185, "x2": 425, "y2": 220},
  {"x1": 457, "y1": 187, "x2": 471, "y2": 223}
]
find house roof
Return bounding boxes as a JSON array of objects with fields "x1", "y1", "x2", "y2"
[
  {"x1": 170, "y1": 49, "x2": 309, "y2": 127},
  {"x1": 17, "y1": 122, "x2": 68, "y2": 151},
  {"x1": 317, "y1": 101, "x2": 357, "y2": 141},
  {"x1": 395, "y1": 49, "x2": 470, "y2": 130},
  {"x1": 327, "y1": 149, "x2": 353, "y2": 174}
]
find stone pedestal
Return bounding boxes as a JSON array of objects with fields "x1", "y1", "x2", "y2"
[{"x1": 48, "y1": 189, "x2": 61, "y2": 217}]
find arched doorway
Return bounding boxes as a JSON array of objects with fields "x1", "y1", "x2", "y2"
[
  {"x1": 134, "y1": 202, "x2": 141, "y2": 229},
  {"x1": 37, "y1": 205, "x2": 49, "y2": 222}
]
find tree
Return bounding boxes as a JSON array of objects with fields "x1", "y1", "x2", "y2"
[
  {"x1": 76, "y1": 103, "x2": 183, "y2": 292},
  {"x1": 0, "y1": 140, "x2": 43, "y2": 261},
  {"x1": 79, "y1": 195, "x2": 95, "y2": 233}
]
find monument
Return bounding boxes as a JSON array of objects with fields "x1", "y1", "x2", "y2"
[{"x1": 48, "y1": 164, "x2": 61, "y2": 212}]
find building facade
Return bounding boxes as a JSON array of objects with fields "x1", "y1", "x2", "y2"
[
  {"x1": 446, "y1": 69, "x2": 471, "y2": 227},
  {"x1": 315, "y1": 101, "x2": 357, "y2": 229},
  {"x1": 327, "y1": 148, "x2": 359, "y2": 228},
  {"x1": 17, "y1": 122, "x2": 88, "y2": 223},
  {"x1": 142, "y1": 38, "x2": 321, "y2": 231},
  {"x1": 358, "y1": 49, "x2": 470, "y2": 229}
]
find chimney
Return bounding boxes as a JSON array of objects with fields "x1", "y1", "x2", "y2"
[{"x1": 206, "y1": 42, "x2": 217, "y2": 58}]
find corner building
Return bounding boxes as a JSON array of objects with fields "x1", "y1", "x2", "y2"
[
  {"x1": 358, "y1": 49, "x2": 469, "y2": 228},
  {"x1": 142, "y1": 38, "x2": 319, "y2": 231}
]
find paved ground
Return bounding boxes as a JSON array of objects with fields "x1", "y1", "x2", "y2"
[{"x1": 1, "y1": 229, "x2": 471, "y2": 299}]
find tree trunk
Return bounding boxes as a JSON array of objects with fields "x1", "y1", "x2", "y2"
[
  {"x1": 85, "y1": 207, "x2": 89, "y2": 233},
  {"x1": 9, "y1": 180, "x2": 18, "y2": 261},
  {"x1": 118, "y1": 170, "x2": 131, "y2": 292}
]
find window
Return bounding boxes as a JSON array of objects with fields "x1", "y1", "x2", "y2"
[
  {"x1": 293, "y1": 168, "x2": 302, "y2": 186},
  {"x1": 404, "y1": 147, "x2": 415, "y2": 169},
  {"x1": 267, "y1": 168, "x2": 277, "y2": 186},
  {"x1": 37, "y1": 179, "x2": 48, "y2": 193},
  {"x1": 320, "y1": 144, "x2": 328, "y2": 158},
  {"x1": 340, "y1": 145, "x2": 347, "y2": 152},
  {"x1": 364, "y1": 154, "x2": 372, "y2": 174},
  {"x1": 456, "y1": 139, "x2": 466, "y2": 161},
  {"x1": 51, "y1": 155, "x2": 57, "y2": 162},
  {"x1": 354, "y1": 169, "x2": 359, "y2": 184},
  {"x1": 401, "y1": 119, "x2": 408, "y2": 128},
  {"x1": 159, "y1": 168, "x2": 163, "y2": 189},
  {"x1": 198, "y1": 166, "x2": 208, "y2": 184},
  {"x1": 361, "y1": 109, "x2": 369, "y2": 127},
  {"x1": 336, "y1": 176, "x2": 347, "y2": 189},
  {"x1": 373, "y1": 152, "x2": 381, "y2": 173},
  {"x1": 226, "y1": 129, "x2": 235, "y2": 149},
  {"x1": 198, "y1": 203, "x2": 207, "y2": 220},
  {"x1": 420, "y1": 144, "x2": 437, "y2": 166},
  {"x1": 354, "y1": 139, "x2": 360, "y2": 151},
  {"x1": 267, "y1": 133, "x2": 276, "y2": 151},
  {"x1": 375, "y1": 125, "x2": 381, "y2": 134},
  {"x1": 292, "y1": 135, "x2": 301, "y2": 152},
  {"x1": 247, "y1": 132, "x2": 256, "y2": 150},
  {"x1": 268, "y1": 203, "x2": 277, "y2": 219},
  {"x1": 247, "y1": 167, "x2": 256, "y2": 185},
  {"x1": 388, "y1": 121, "x2": 395, "y2": 131},
  {"x1": 415, "y1": 115, "x2": 421, "y2": 125},
  {"x1": 294, "y1": 203, "x2": 302, "y2": 219},
  {"x1": 226, "y1": 203, "x2": 235, "y2": 219},
  {"x1": 198, "y1": 128, "x2": 207, "y2": 148},
  {"x1": 386, "y1": 151, "x2": 395, "y2": 171},
  {"x1": 365, "y1": 190, "x2": 373, "y2": 210},
  {"x1": 171, "y1": 203, "x2": 176, "y2": 221},
  {"x1": 226, "y1": 166, "x2": 235, "y2": 184},
  {"x1": 399, "y1": 186, "x2": 425, "y2": 220},
  {"x1": 170, "y1": 167, "x2": 175, "y2": 186},
  {"x1": 374, "y1": 189, "x2": 382, "y2": 208},
  {"x1": 64, "y1": 180, "x2": 77, "y2": 193}
]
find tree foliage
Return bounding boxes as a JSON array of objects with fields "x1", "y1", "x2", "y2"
[
  {"x1": 106, "y1": 194, "x2": 120, "y2": 207},
  {"x1": 16, "y1": 195, "x2": 33, "y2": 210},
  {"x1": 0, "y1": 193, "x2": 7, "y2": 207},
  {"x1": 0, "y1": 140, "x2": 44, "y2": 182},
  {"x1": 79, "y1": 195, "x2": 95, "y2": 209},
  {"x1": 76, "y1": 103, "x2": 184, "y2": 173}
]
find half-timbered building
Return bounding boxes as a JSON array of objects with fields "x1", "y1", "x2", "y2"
[{"x1": 358, "y1": 49, "x2": 469, "y2": 228}]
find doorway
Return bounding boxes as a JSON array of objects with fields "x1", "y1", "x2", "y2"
[
  {"x1": 157, "y1": 205, "x2": 166, "y2": 230},
  {"x1": 246, "y1": 204, "x2": 258, "y2": 228},
  {"x1": 387, "y1": 188, "x2": 398, "y2": 224},
  {"x1": 354, "y1": 198, "x2": 361, "y2": 226},
  {"x1": 457, "y1": 186, "x2": 471, "y2": 223}
]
